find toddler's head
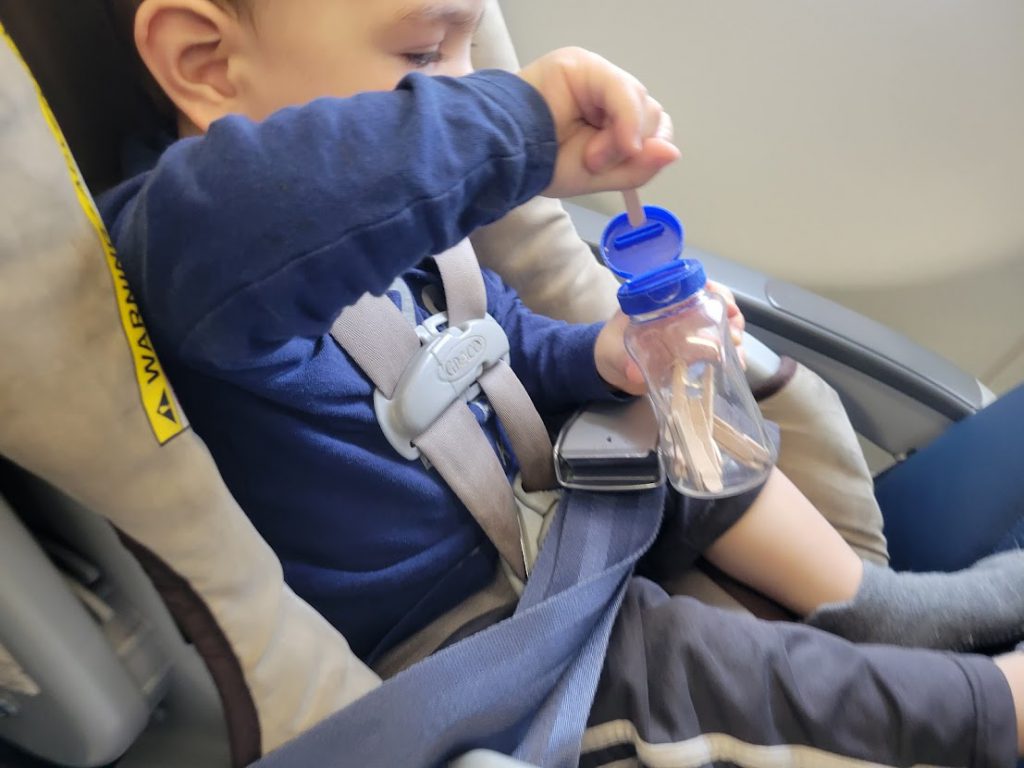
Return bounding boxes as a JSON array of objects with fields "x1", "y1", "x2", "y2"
[{"x1": 119, "y1": 0, "x2": 482, "y2": 135}]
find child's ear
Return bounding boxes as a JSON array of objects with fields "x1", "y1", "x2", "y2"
[{"x1": 134, "y1": 0, "x2": 243, "y2": 131}]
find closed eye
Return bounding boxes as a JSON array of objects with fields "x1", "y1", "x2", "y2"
[{"x1": 403, "y1": 50, "x2": 444, "y2": 68}]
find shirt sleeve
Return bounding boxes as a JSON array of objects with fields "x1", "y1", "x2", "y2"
[
  {"x1": 482, "y1": 270, "x2": 618, "y2": 417},
  {"x1": 101, "y1": 70, "x2": 556, "y2": 370}
]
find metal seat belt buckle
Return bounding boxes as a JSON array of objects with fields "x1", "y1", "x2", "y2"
[{"x1": 554, "y1": 398, "x2": 665, "y2": 491}]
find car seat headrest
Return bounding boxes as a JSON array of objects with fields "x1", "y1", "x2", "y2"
[
  {"x1": 0, "y1": 0, "x2": 167, "y2": 194},
  {"x1": 0, "y1": 25, "x2": 381, "y2": 767}
]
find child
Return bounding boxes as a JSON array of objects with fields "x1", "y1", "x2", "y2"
[{"x1": 102, "y1": 0, "x2": 1024, "y2": 762}]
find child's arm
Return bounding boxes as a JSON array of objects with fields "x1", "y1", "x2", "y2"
[
  {"x1": 483, "y1": 272, "x2": 619, "y2": 416},
  {"x1": 103, "y1": 50, "x2": 676, "y2": 374},
  {"x1": 105, "y1": 71, "x2": 557, "y2": 368}
]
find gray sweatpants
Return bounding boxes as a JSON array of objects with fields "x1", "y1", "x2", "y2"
[
  {"x1": 577, "y1": 487, "x2": 1018, "y2": 768},
  {"x1": 584, "y1": 578, "x2": 1017, "y2": 768}
]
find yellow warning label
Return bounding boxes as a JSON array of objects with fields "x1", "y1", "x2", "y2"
[
  {"x1": 103, "y1": 247, "x2": 189, "y2": 443},
  {"x1": 1, "y1": 23, "x2": 187, "y2": 444}
]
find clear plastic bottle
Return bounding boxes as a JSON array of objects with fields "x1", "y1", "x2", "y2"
[
  {"x1": 619, "y1": 260, "x2": 774, "y2": 497},
  {"x1": 602, "y1": 206, "x2": 775, "y2": 498}
]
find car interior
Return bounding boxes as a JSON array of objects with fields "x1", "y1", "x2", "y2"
[{"x1": 0, "y1": 2, "x2": 1016, "y2": 767}]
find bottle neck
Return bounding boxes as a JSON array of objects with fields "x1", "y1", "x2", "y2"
[{"x1": 628, "y1": 288, "x2": 707, "y2": 323}]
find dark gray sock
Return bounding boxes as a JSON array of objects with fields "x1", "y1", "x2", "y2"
[{"x1": 806, "y1": 551, "x2": 1024, "y2": 651}]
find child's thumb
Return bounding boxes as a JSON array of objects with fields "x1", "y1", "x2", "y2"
[
  {"x1": 624, "y1": 359, "x2": 647, "y2": 394},
  {"x1": 589, "y1": 138, "x2": 679, "y2": 191}
]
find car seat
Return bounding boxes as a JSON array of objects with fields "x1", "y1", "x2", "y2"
[
  {"x1": 0, "y1": 2, "x2": 1009, "y2": 767},
  {"x1": 0, "y1": 10, "x2": 381, "y2": 766}
]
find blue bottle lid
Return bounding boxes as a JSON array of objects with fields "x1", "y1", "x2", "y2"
[
  {"x1": 600, "y1": 205, "x2": 685, "y2": 280},
  {"x1": 616, "y1": 258, "x2": 707, "y2": 317}
]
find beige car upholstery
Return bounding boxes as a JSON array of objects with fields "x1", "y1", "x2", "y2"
[
  {"x1": 0, "y1": 28, "x2": 380, "y2": 766},
  {"x1": 470, "y1": 0, "x2": 621, "y2": 324}
]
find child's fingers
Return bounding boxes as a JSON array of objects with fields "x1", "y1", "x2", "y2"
[
  {"x1": 706, "y1": 279, "x2": 746, "y2": 348},
  {"x1": 656, "y1": 110, "x2": 674, "y2": 143},
  {"x1": 525, "y1": 48, "x2": 678, "y2": 195},
  {"x1": 600, "y1": 72, "x2": 647, "y2": 157},
  {"x1": 706, "y1": 279, "x2": 736, "y2": 308},
  {"x1": 640, "y1": 97, "x2": 667, "y2": 143},
  {"x1": 708, "y1": 280, "x2": 744, "y2": 321},
  {"x1": 623, "y1": 359, "x2": 647, "y2": 395},
  {"x1": 584, "y1": 131, "x2": 621, "y2": 174},
  {"x1": 584, "y1": 94, "x2": 670, "y2": 175},
  {"x1": 584, "y1": 137, "x2": 680, "y2": 191},
  {"x1": 606, "y1": 87, "x2": 671, "y2": 165},
  {"x1": 550, "y1": 130, "x2": 676, "y2": 197}
]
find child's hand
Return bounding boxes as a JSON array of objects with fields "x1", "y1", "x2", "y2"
[
  {"x1": 707, "y1": 280, "x2": 747, "y2": 368},
  {"x1": 594, "y1": 281, "x2": 747, "y2": 393},
  {"x1": 518, "y1": 48, "x2": 679, "y2": 198},
  {"x1": 594, "y1": 310, "x2": 647, "y2": 395}
]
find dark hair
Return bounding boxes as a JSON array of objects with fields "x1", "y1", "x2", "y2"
[
  {"x1": 0, "y1": 0, "x2": 249, "y2": 191},
  {"x1": 107, "y1": 0, "x2": 174, "y2": 120},
  {"x1": 0, "y1": 0, "x2": 166, "y2": 191}
]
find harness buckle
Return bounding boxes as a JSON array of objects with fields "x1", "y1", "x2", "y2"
[{"x1": 374, "y1": 312, "x2": 510, "y2": 460}]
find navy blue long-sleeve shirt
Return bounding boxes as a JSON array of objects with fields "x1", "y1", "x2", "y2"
[{"x1": 99, "y1": 70, "x2": 613, "y2": 660}]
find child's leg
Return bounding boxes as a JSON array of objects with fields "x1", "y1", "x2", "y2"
[
  {"x1": 754, "y1": 360, "x2": 889, "y2": 565},
  {"x1": 702, "y1": 467, "x2": 864, "y2": 616},
  {"x1": 996, "y1": 650, "x2": 1024, "y2": 755},
  {"x1": 650, "y1": 358, "x2": 889, "y2": 619},
  {"x1": 702, "y1": 466, "x2": 1024, "y2": 651}
]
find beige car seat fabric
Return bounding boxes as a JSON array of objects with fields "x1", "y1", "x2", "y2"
[
  {"x1": 0, "y1": 28, "x2": 380, "y2": 766},
  {"x1": 470, "y1": 0, "x2": 621, "y2": 324}
]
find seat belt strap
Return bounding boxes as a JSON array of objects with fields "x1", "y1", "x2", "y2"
[
  {"x1": 331, "y1": 291, "x2": 419, "y2": 397},
  {"x1": 414, "y1": 402, "x2": 528, "y2": 578},
  {"x1": 252, "y1": 486, "x2": 667, "y2": 768},
  {"x1": 434, "y1": 239, "x2": 487, "y2": 325},
  {"x1": 477, "y1": 363, "x2": 555, "y2": 492}
]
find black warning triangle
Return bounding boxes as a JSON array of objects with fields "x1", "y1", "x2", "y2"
[{"x1": 157, "y1": 390, "x2": 177, "y2": 424}]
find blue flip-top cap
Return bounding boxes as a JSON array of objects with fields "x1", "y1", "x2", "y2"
[
  {"x1": 617, "y1": 259, "x2": 707, "y2": 317},
  {"x1": 600, "y1": 205, "x2": 685, "y2": 279}
]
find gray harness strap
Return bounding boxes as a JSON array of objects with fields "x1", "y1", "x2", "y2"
[
  {"x1": 331, "y1": 292, "x2": 420, "y2": 395},
  {"x1": 330, "y1": 240, "x2": 556, "y2": 580},
  {"x1": 434, "y1": 241, "x2": 557, "y2": 492},
  {"x1": 413, "y1": 403, "x2": 527, "y2": 579},
  {"x1": 477, "y1": 365, "x2": 555, "y2": 492}
]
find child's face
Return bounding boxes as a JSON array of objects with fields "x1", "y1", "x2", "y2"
[{"x1": 228, "y1": 0, "x2": 484, "y2": 122}]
